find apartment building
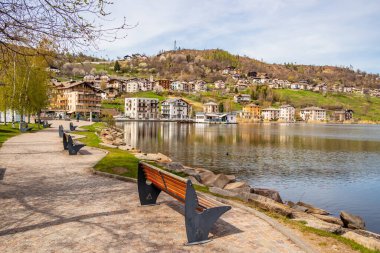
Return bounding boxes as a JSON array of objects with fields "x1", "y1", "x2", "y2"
[
  {"x1": 125, "y1": 98, "x2": 159, "y2": 119},
  {"x1": 261, "y1": 107, "x2": 280, "y2": 121},
  {"x1": 279, "y1": 105, "x2": 295, "y2": 122},
  {"x1": 300, "y1": 107, "x2": 326, "y2": 121},
  {"x1": 161, "y1": 98, "x2": 191, "y2": 119}
]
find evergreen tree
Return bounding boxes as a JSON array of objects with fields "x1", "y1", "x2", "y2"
[
  {"x1": 114, "y1": 61, "x2": 121, "y2": 72},
  {"x1": 219, "y1": 102, "x2": 224, "y2": 113}
]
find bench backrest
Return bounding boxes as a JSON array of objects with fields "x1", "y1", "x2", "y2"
[{"x1": 140, "y1": 162, "x2": 222, "y2": 210}]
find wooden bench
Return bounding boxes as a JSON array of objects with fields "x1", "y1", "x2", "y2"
[
  {"x1": 43, "y1": 121, "x2": 52, "y2": 128},
  {"x1": 67, "y1": 135, "x2": 85, "y2": 155},
  {"x1": 20, "y1": 123, "x2": 33, "y2": 133},
  {"x1": 138, "y1": 161, "x2": 231, "y2": 245},
  {"x1": 58, "y1": 125, "x2": 64, "y2": 137},
  {"x1": 69, "y1": 122, "x2": 77, "y2": 131},
  {"x1": 62, "y1": 132, "x2": 69, "y2": 150}
]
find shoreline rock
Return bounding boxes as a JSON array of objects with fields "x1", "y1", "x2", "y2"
[{"x1": 340, "y1": 211, "x2": 366, "y2": 230}]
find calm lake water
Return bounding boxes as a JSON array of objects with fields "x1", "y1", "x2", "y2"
[{"x1": 116, "y1": 122, "x2": 380, "y2": 233}]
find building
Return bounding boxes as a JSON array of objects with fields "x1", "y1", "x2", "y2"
[
  {"x1": 261, "y1": 108, "x2": 280, "y2": 121},
  {"x1": 214, "y1": 80, "x2": 226, "y2": 89},
  {"x1": 240, "y1": 104, "x2": 261, "y2": 120},
  {"x1": 124, "y1": 98, "x2": 159, "y2": 120},
  {"x1": 222, "y1": 66, "x2": 236, "y2": 75},
  {"x1": 155, "y1": 79, "x2": 171, "y2": 90},
  {"x1": 101, "y1": 87, "x2": 119, "y2": 100},
  {"x1": 125, "y1": 78, "x2": 152, "y2": 93},
  {"x1": 49, "y1": 81, "x2": 102, "y2": 118},
  {"x1": 195, "y1": 112, "x2": 237, "y2": 124},
  {"x1": 194, "y1": 80, "x2": 207, "y2": 92},
  {"x1": 300, "y1": 107, "x2": 326, "y2": 122},
  {"x1": 161, "y1": 98, "x2": 191, "y2": 120},
  {"x1": 233, "y1": 94, "x2": 251, "y2": 103},
  {"x1": 170, "y1": 81, "x2": 189, "y2": 92},
  {"x1": 203, "y1": 102, "x2": 219, "y2": 113},
  {"x1": 279, "y1": 105, "x2": 295, "y2": 122},
  {"x1": 332, "y1": 109, "x2": 354, "y2": 122},
  {"x1": 0, "y1": 110, "x2": 22, "y2": 123}
]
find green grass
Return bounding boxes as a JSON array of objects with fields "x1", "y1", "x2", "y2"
[
  {"x1": 274, "y1": 89, "x2": 380, "y2": 122},
  {"x1": 101, "y1": 99, "x2": 124, "y2": 112},
  {"x1": 0, "y1": 123, "x2": 41, "y2": 147},
  {"x1": 75, "y1": 123, "x2": 140, "y2": 178},
  {"x1": 126, "y1": 91, "x2": 166, "y2": 101}
]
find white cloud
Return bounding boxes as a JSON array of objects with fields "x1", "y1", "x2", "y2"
[{"x1": 92, "y1": 0, "x2": 380, "y2": 73}]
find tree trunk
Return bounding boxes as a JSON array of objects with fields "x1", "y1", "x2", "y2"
[{"x1": 3, "y1": 110, "x2": 6, "y2": 125}]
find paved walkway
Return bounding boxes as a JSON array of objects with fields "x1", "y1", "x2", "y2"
[{"x1": 0, "y1": 121, "x2": 314, "y2": 252}]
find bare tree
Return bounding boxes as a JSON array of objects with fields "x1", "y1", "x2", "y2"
[{"x1": 0, "y1": 0, "x2": 130, "y2": 58}]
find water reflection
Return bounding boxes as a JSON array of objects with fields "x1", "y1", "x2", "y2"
[{"x1": 117, "y1": 122, "x2": 380, "y2": 232}]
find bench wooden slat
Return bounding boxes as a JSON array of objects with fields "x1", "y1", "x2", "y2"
[{"x1": 143, "y1": 166, "x2": 219, "y2": 210}]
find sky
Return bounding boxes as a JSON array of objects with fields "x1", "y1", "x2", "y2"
[{"x1": 92, "y1": 0, "x2": 380, "y2": 74}]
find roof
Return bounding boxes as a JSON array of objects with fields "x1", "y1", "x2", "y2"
[
  {"x1": 162, "y1": 98, "x2": 189, "y2": 104},
  {"x1": 204, "y1": 102, "x2": 218, "y2": 106},
  {"x1": 280, "y1": 104, "x2": 294, "y2": 108},
  {"x1": 262, "y1": 107, "x2": 280, "y2": 111},
  {"x1": 301, "y1": 106, "x2": 326, "y2": 111}
]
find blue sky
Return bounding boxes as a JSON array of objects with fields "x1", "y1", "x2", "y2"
[{"x1": 93, "y1": 0, "x2": 380, "y2": 74}]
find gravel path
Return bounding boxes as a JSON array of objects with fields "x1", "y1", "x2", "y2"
[{"x1": 0, "y1": 121, "x2": 315, "y2": 252}]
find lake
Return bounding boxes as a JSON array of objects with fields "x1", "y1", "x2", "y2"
[{"x1": 116, "y1": 122, "x2": 380, "y2": 233}]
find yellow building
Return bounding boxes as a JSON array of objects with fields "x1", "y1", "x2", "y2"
[{"x1": 241, "y1": 103, "x2": 261, "y2": 120}]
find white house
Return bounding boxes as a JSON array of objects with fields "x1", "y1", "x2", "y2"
[
  {"x1": 261, "y1": 108, "x2": 280, "y2": 121},
  {"x1": 170, "y1": 81, "x2": 189, "y2": 92},
  {"x1": 300, "y1": 107, "x2": 326, "y2": 122},
  {"x1": 125, "y1": 78, "x2": 152, "y2": 93},
  {"x1": 279, "y1": 105, "x2": 295, "y2": 122},
  {"x1": 194, "y1": 80, "x2": 207, "y2": 92},
  {"x1": 214, "y1": 80, "x2": 226, "y2": 89},
  {"x1": 195, "y1": 112, "x2": 237, "y2": 124},
  {"x1": 203, "y1": 102, "x2": 219, "y2": 113},
  {"x1": 233, "y1": 94, "x2": 251, "y2": 103},
  {"x1": 124, "y1": 98, "x2": 159, "y2": 120},
  {"x1": 161, "y1": 98, "x2": 191, "y2": 120}
]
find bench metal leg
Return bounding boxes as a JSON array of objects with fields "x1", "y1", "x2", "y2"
[
  {"x1": 137, "y1": 163, "x2": 161, "y2": 205},
  {"x1": 184, "y1": 180, "x2": 231, "y2": 245}
]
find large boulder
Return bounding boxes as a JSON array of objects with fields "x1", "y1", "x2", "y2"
[
  {"x1": 312, "y1": 214, "x2": 344, "y2": 226},
  {"x1": 343, "y1": 231, "x2": 380, "y2": 251},
  {"x1": 340, "y1": 211, "x2": 365, "y2": 229},
  {"x1": 198, "y1": 169, "x2": 216, "y2": 185},
  {"x1": 292, "y1": 211, "x2": 344, "y2": 234},
  {"x1": 182, "y1": 167, "x2": 201, "y2": 182},
  {"x1": 223, "y1": 181, "x2": 251, "y2": 193},
  {"x1": 112, "y1": 138, "x2": 125, "y2": 146},
  {"x1": 165, "y1": 162, "x2": 185, "y2": 173},
  {"x1": 211, "y1": 174, "x2": 233, "y2": 188},
  {"x1": 188, "y1": 176, "x2": 204, "y2": 186},
  {"x1": 199, "y1": 171, "x2": 233, "y2": 189},
  {"x1": 297, "y1": 201, "x2": 329, "y2": 215},
  {"x1": 252, "y1": 188, "x2": 283, "y2": 203},
  {"x1": 209, "y1": 188, "x2": 293, "y2": 218}
]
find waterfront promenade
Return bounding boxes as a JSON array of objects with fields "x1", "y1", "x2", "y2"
[{"x1": 0, "y1": 121, "x2": 314, "y2": 252}]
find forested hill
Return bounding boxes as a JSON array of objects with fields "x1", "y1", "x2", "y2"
[{"x1": 118, "y1": 49, "x2": 379, "y2": 88}]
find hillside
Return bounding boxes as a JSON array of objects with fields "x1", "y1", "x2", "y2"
[{"x1": 58, "y1": 49, "x2": 380, "y2": 89}]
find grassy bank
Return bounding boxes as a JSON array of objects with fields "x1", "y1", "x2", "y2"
[
  {"x1": 0, "y1": 123, "x2": 41, "y2": 147},
  {"x1": 74, "y1": 122, "x2": 140, "y2": 178},
  {"x1": 274, "y1": 89, "x2": 380, "y2": 122}
]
